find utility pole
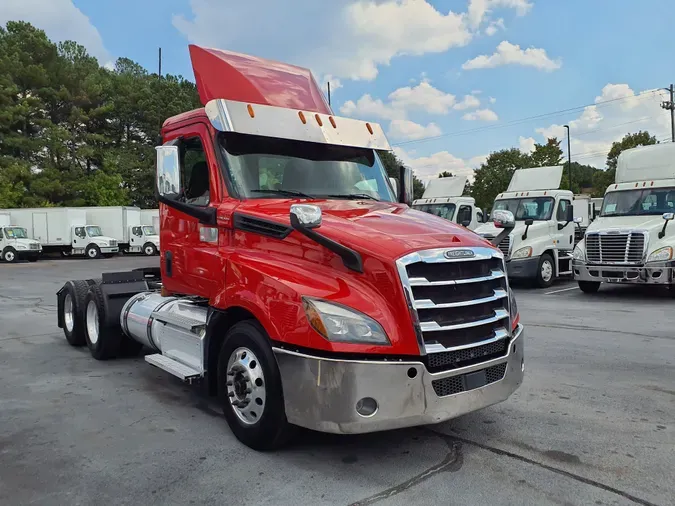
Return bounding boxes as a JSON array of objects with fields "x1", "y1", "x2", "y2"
[
  {"x1": 327, "y1": 82, "x2": 331, "y2": 107},
  {"x1": 158, "y1": 47, "x2": 162, "y2": 79},
  {"x1": 564, "y1": 124, "x2": 572, "y2": 191},
  {"x1": 661, "y1": 84, "x2": 675, "y2": 142}
]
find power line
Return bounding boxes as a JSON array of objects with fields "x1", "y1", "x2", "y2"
[{"x1": 391, "y1": 89, "x2": 663, "y2": 147}]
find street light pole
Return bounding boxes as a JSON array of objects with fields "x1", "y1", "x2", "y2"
[{"x1": 564, "y1": 125, "x2": 572, "y2": 191}]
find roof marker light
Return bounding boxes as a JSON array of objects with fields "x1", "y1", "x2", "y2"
[
  {"x1": 366, "y1": 123, "x2": 374, "y2": 135},
  {"x1": 315, "y1": 114, "x2": 323, "y2": 127},
  {"x1": 247, "y1": 104, "x2": 255, "y2": 118},
  {"x1": 329, "y1": 116, "x2": 337, "y2": 128},
  {"x1": 298, "y1": 111, "x2": 306, "y2": 124}
]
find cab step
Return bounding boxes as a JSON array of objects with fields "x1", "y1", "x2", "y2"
[
  {"x1": 145, "y1": 353, "x2": 202, "y2": 382},
  {"x1": 558, "y1": 270, "x2": 573, "y2": 275}
]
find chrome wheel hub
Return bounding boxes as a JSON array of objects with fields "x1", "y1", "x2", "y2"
[
  {"x1": 541, "y1": 260, "x2": 553, "y2": 282},
  {"x1": 64, "y1": 293, "x2": 74, "y2": 333},
  {"x1": 226, "y1": 347, "x2": 266, "y2": 425},
  {"x1": 86, "y1": 300, "x2": 99, "y2": 344}
]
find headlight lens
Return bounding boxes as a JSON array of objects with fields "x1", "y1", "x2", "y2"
[
  {"x1": 303, "y1": 298, "x2": 390, "y2": 345},
  {"x1": 512, "y1": 246, "x2": 532, "y2": 259},
  {"x1": 509, "y1": 288, "x2": 518, "y2": 327},
  {"x1": 647, "y1": 246, "x2": 673, "y2": 263},
  {"x1": 573, "y1": 245, "x2": 585, "y2": 261}
]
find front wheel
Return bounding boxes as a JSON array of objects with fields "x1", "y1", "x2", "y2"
[
  {"x1": 217, "y1": 320, "x2": 294, "y2": 451},
  {"x1": 2, "y1": 247, "x2": 18, "y2": 263},
  {"x1": 143, "y1": 243, "x2": 157, "y2": 256},
  {"x1": 85, "y1": 244, "x2": 101, "y2": 259},
  {"x1": 578, "y1": 281, "x2": 601, "y2": 294},
  {"x1": 535, "y1": 253, "x2": 555, "y2": 288}
]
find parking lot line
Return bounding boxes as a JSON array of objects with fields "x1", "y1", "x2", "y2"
[{"x1": 545, "y1": 286, "x2": 579, "y2": 295}]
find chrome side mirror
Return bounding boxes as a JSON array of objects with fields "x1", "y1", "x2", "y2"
[
  {"x1": 493, "y1": 210, "x2": 515, "y2": 229},
  {"x1": 389, "y1": 177, "x2": 399, "y2": 199},
  {"x1": 399, "y1": 165, "x2": 414, "y2": 206},
  {"x1": 663, "y1": 212, "x2": 674, "y2": 221},
  {"x1": 155, "y1": 145, "x2": 181, "y2": 199},
  {"x1": 574, "y1": 217, "x2": 583, "y2": 224},
  {"x1": 290, "y1": 204, "x2": 322, "y2": 229}
]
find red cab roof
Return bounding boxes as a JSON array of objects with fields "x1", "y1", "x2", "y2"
[{"x1": 188, "y1": 45, "x2": 332, "y2": 115}]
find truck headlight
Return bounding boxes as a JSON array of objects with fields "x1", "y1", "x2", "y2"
[
  {"x1": 511, "y1": 246, "x2": 532, "y2": 259},
  {"x1": 509, "y1": 288, "x2": 519, "y2": 329},
  {"x1": 573, "y1": 245, "x2": 585, "y2": 261},
  {"x1": 647, "y1": 246, "x2": 673, "y2": 263},
  {"x1": 303, "y1": 298, "x2": 390, "y2": 345}
]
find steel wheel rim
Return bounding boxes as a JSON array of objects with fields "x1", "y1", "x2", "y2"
[
  {"x1": 87, "y1": 248, "x2": 97, "y2": 258},
  {"x1": 541, "y1": 260, "x2": 553, "y2": 282},
  {"x1": 145, "y1": 245, "x2": 154, "y2": 255},
  {"x1": 86, "y1": 300, "x2": 99, "y2": 344},
  {"x1": 226, "y1": 347, "x2": 266, "y2": 425},
  {"x1": 64, "y1": 293, "x2": 74, "y2": 333},
  {"x1": 5, "y1": 250, "x2": 14, "y2": 262}
]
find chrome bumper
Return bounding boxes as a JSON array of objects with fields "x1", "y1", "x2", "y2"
[
  {"x1": 100, "y1": 247, "x2": 119, "y2": 254},
  {"x1": 273, "y1": 324, "x2": 524, "y2": 434},
  {"x1": 574, "y1": 261, "x2": 675, "y2": 285}
]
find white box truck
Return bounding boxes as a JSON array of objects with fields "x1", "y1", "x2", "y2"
[
  {"x1": 8, "y1": 208, "x2": 118, "y2": 259},
  {"x1": 412, "y1": 176, "x2": 484, "y2": 230},
  {"x1": 140, "y1": 209, "x2": 160, "y2": 234},
  {"x1": 574, "y1": 143, "x2": 675, "y2": 293},
  {"x1": 82, "y1": 207, "x2": 159, "y2": 256},
  {"x1": 0, "y1": 212, "x2": 42, "y2": 263},
  {"x1": 474, "y1": 165, "x2": 585, "y2": 287}
]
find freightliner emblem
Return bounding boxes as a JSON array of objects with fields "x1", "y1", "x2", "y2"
[{"x1": 444, "y1": 249, "x2": 475, "y2": 259}]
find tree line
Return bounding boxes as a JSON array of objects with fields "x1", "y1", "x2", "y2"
[{"x1": 0, "y1": 21, "x2": 659, "y2": 210}]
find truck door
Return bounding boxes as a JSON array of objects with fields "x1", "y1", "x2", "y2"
[
  {"x1": 161, "y1": 122, "x2": 224, "y2": 297},
  {"x1": 130, "y1": 226, "x2": 143, "y2": 250},
  {"x1": 554, "y1": 198, "x2": 574, "y2": 250},
  {"x1": 33, "y1": 212, "x2": 48, "y2": 244}
]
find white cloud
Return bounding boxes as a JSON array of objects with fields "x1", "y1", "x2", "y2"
[
  {"x1": 454, "y1": 94, "x2": 481, "y2": 110},
  {"x1": 489, "y1": 96, "x2": 497, "y2": 104},
  {"x1": 395, "y1": 146, "x2": 486, "y2": 182},
  {"x1": 388, "y1": 80, "x2": 457, "y2": 114},
  {"x1": 0, "y1": 0, "x2": 111, "y2": 65},
  {"x1": 531, "y1": 84, "x2": 671, "y2": 168},
  {"x1": 519, "y1": 136, "x2": 536, "y2": 153},
  {"x1": 388, "y1": 119, "x2": 441, "y2": 140},
  {"x1": 463, "y1": 41, "x2": 562, "y2": 71},
  {"x1": 340, "y1": 94, "x2": 405, "y2": 121},
  {"x1": 463, "y1": 108, "x2": 499, "y2": 121},
  {"x1": 467, "y1": 0, "x2": 531, "y2": 29},
  {"x1": 485, "y1": 18, "x2": 505, "y2": 36}
]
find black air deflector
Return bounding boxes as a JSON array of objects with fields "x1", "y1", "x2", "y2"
[{"x1": 233, "y1": 213, "x2": 292, "y2": 239}]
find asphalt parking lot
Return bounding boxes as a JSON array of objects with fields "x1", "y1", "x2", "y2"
[{"x1": 1, "y1": 257, "x2": 673, "y2": 506}]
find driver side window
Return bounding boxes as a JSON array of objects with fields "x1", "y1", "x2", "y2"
[
  {"x1": 557, "y1": 199, "x2": 571, "y2": 221},
  {"x1": 75, "y1": 227, "x2": 86, "y2": 239},
  {"x1": 181, "y1": 137, "x2": 210, "y2": 207}
]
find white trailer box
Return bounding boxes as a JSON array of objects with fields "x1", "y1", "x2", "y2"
[
  {"x1": 140, "y1": 209, "x2": 160, "y2": 234},
  {"x1": 81, "y1": 206, "x2": 159, "y2": 255},
  {"x1": 8, "y1": 208, "x2": 118, "y2": 258}
]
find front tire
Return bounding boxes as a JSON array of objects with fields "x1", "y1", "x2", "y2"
[
  {"x1": 535, "y1": 253, "x2": 555, "y2": 288},
  {"x1": 86, "y1": 244, "x2": 101, "y2": 259},
  {"x1": 578, "y1": 281, "x2": 601, "y2": 294},
  {"x1": 143, "y1": 243, "x2": 157, "y2": 256},
  {"x1": 83, "y1": 284, "x2": 122, "y2": 360},
  {"x1": 2, "y1": 247, "x2": 18, "y2": 263},
  {"x1": 217, "y1": 320, "x2": 294, "y2": 451}
]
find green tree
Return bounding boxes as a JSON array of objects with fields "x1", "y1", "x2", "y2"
[
  {"x1": 527, "y1": 137, "x2": 563, "y2": 168},
  {"x1": 470, "y1": 148, "x2": 529, "y2": 209},
  {"x1": 438, "y1": 171, "x2": 453, "y2": 178}
]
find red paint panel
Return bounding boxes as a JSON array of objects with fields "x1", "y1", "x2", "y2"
[{"x1": 188, "y1": 45, "x2": 332, "y2": 114}]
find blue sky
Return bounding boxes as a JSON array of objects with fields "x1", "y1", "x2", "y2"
[{"x1": 2, "y1": 0, "x2": 673, "y2": 182}]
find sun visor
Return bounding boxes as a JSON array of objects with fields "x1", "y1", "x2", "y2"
[
  {"x1": 507, "y1": 165, "x2": 564, "y2": 192},
  {"x1": 188, "y1": 45, "x2": 332, "y2": 114}
]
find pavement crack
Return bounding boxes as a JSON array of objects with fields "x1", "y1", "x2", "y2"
[
  {"x1": 347, "y1": 438, "x2": 463, "y2": 506},
  {"x1": 427, "y1": 429, "x2": 659, "y2": 506}
]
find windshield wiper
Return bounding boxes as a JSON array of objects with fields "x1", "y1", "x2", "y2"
[
  {"x1": 325, "y1": 193, "x2": 379, "y2": 201},
  {"x1": 250, "y1": 189, "x2": 314, "y2": 199}
]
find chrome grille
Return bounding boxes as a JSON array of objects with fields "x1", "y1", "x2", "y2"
[
  {"x1": 397, "y1": 247, "x2": 511, "y2": 372},
  {"x1": 109, "y1": 239, "x2": 118, "y2": 247},
  {"x1": 29, "y1": 243, "x2": 40, "y2": 250},
  {"x1": 585, "y1": 232, "x2": 645, "y2": 264},
  {"x1": 481, "y1": 234, "x2": 510, "y2": 258}
]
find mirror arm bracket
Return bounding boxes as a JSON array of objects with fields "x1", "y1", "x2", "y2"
[
  {"x1": 659, "y1": 220, "x2": 670, "y2": 239},
  {"x1": 290, "y1": 215, "x2": 363, "y2": 273},
  {"x1": 158, "y1": 195, "x2": 217, "y2": 225}
]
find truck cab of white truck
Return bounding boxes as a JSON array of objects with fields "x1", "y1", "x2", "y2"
[
  {"x1": 0, "y1": 213, "x2": 42, "y2": 263},
  {"x1": 475, "y1": 166, "x2": 577, "y2": 287},
  {"x1": 412, "y1": 176, "x2": 483, "y2": 230},
  {"x1": 574, "y1": 143, "x2": 675, "y2": 293}
]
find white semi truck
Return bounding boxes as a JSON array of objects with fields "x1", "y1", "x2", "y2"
[
  {"x1": 82, "y1": 207, "x2": 159, "y2": 256},
  {"x1": 474, "y1": 165, "x2": 579, "y2": 287},
  {"x1": 0, "y1": 212, "x2": 42, "y2": 263},
  {"x1": 574, "y1": 143, "x2": 675, "y2": 293},
  {"x1": 8, "y1": 208, "x2": 118, "y2": 259},
  {"x1": 412, "y1": 176, "x2": 483, "y2": 230}
]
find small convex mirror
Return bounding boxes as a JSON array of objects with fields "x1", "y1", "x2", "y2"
[
  {"x1": 155, "y1": 145, "x2": 181, "y2": 199},
  {"x1": 574, "y1": 217, "x2": 583, "y2": 224},
  {"x1": 290, "y1": 204, "x2": 322, "y2": 229},
  {"x1": 493, "y1": 210, "x2": 515, "y2": 229},
  {"x1": 663, "y1": 212, "x2": 674, "y2": 221}
]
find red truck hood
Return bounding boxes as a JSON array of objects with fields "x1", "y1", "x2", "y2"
[{"x1": 235, "y1": 199, "x2": 492, "y2": 260}]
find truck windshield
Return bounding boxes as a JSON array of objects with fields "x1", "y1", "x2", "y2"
[
  {"x1": 490, "y1": 197, "x2": 555, "y2": 221},
  {"x1": 219, "y1": 133, "x2": 395, "y2": 202},
  {"x1": 601, "y1": 188, "x2": 675, "y2": 217},
  {"x1": 413, "y1": 203, "x2": 456, "y2": 220},
  {"x1": 86, "y1": 226, "x2": 103, "y2": 237},
  {"x1": 142, "y1": 226, "x2": 156, "y2": 235},
  {"x1": 4, "y1": 227, "x2": 28, "y2": 239}
]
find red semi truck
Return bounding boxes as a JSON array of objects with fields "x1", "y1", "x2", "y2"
[{"x1": 56, "y1": 45, "x2": 524, "y2": 450}]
